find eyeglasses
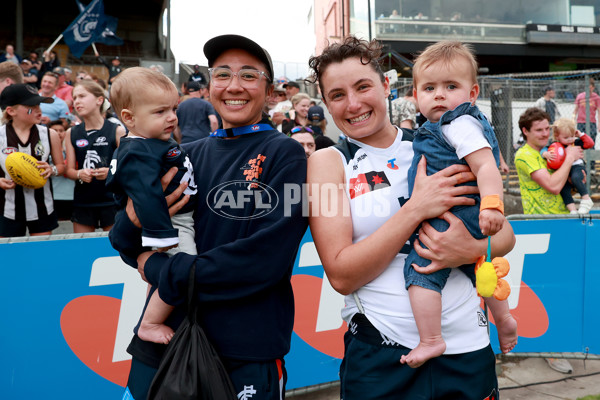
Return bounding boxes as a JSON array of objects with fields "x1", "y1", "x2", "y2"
[
  {"x1": 208, "y1": 67, "x2": 270, "y2": 88},
  {"x1": 290, "y1": 126, "x2": 314, "y2": 135}
]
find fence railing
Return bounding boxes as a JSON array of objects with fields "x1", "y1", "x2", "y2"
[{"x1": 390, "y1": 69, "x2": 600, "y2": 171}]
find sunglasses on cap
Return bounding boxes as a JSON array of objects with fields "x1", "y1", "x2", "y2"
[{"x1": 289, "y1": 126, "x2": 314, "y2": 136}]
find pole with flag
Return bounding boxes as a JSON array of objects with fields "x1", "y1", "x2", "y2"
[{"x1": 45, "y1": 0, "x2": 123, "y2": 58}]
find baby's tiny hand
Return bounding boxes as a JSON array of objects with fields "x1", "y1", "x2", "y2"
[
  {"x1": 479, "y1": 209, "x2": 504, "y2": 236},
  {"x1": 542, "y1": 151, "x2": 555, "y2": 161}
]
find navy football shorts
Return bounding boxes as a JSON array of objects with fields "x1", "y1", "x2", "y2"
[{"x1": 339, "y1": 313, "x2": 499, "y2": 400}]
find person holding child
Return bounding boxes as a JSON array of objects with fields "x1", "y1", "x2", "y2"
[
  {"x1": 541, "y1": 117, "x2": 594, "y2": 214},
  {"x1": 106, "y1": 67, "x2": 198, "y2": 345},
  {"x1": 402, "y1": 41, "x2": 518, "y2": 367},
  {"x1": 515, "y1": 108, "x2": 584, "y2": 215},
  {"x1": 307, "y1": 36, "x2": 515, "y2": 399},
  {"x1": 124, "y1": 34, "x2": 308, "y2": 400},
  {"x1": 0, "y1": 84, "x2": 64, "y2": 236}
]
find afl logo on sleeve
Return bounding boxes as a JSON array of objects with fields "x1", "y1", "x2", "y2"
[
  {"x1": 76, "y1": 139, "x2": 89, "y2": 147},
  {"x1": 166, "y1": 147, "x2": 182, "y2": 160}
]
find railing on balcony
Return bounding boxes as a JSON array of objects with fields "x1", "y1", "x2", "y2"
[{"x1": 375, "y1": 18, "x2": 526, "y2": 44}]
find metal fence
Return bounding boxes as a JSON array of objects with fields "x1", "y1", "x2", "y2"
[{"x1": 391, "y1": 69, "x2": 600, "y2": 168}]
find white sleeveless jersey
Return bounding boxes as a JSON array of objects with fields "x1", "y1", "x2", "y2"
[
  {"x1": 334, "y1": 127, "x2": 489, "y2": 354},
  {"x1": 0, "y1": 123, "x2": 54, "y2": 221}
]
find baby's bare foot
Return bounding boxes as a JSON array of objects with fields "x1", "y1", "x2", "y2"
[
  {"x1": 138, "y1": 322, "x2": 175, "y2": 345},
  {"x1": 400, "y1": 337, "x2": 446, "y2": 368},
  {"x1": 496, "y1": 313, "x2": 518, "y2": 353}
]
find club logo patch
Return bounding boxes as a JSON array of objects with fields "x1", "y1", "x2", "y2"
[{"x1": 166, "y1": 147, "x2": 181, "y2": 159}]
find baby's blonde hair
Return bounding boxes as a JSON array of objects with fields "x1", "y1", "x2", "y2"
[
  {"x1": 110, "y1": 67, "x2": 178, "y2": 118},
  {"x1": 412, "y1": 41, "x2": 478, "y2": 86},
  {"x1": 551, "y1": 117, "x2": 576, "y2": 140}
]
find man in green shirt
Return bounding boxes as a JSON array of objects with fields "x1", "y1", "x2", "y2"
[
  {"x1": 514, "y1": 107, "x2": 583, "y2": 215},
  {"x1": 514, "y1": 107, "x2": 584, "y2": 374}
]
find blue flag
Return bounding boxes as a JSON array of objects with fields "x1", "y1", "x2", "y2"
[
  {"x1": 95, "y1": 15, "x2": 124, "y2": 46},
  {"x1": 63, "y1": 0, "x2": 123, "y2": 58}
]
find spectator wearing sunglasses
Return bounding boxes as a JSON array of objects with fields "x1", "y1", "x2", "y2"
[{"x1": 289, "y1": 126, "x2": 316, "y2": 158}]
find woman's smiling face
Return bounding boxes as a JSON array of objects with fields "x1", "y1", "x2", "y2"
[
  {"x1": 209, "y1": 48, "x2": 272, "y2": 129},
  {"x1": 320, "y1": 57, "x2": 391, "y2": 145}
]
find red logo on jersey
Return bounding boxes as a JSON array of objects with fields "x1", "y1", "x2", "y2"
[{"x1": 349, "y1": 171, "x2": 391, "y2": 199}]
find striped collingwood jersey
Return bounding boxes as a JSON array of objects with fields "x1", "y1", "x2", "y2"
[{"x1": 0, "y1": 122, "x2": 54, "y2": 221}]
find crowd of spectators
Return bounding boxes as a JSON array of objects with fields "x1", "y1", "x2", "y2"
[
  {"x1": 0, "y1": 43, "x2": 338, "y2": 238},
  {"x1": 2, "y1": 42, "x2": 597, "y2": 240}
]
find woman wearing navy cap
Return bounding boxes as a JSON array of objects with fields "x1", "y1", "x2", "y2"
[{"x1": 125, "y1": 34, "x2": 307, "y2": 400}]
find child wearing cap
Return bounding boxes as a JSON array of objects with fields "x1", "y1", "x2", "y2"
[
  {"x1": 0, "y1": 84, "x2": 64, "y2": 236},
  {"x1": 106, "y1": 67, "x2": 198, "y2": 345},
  {"x1": 308, "y1": 104, "x2": 327, "y2": 135}
]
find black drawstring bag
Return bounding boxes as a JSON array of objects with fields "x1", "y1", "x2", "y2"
[{"x1": 147, "y1": 264, "x2": 237, "y2": 400}]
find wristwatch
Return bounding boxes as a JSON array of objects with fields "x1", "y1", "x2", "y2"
[{"x1": 51, "y1": 165, "x2": 58, "y2": 177}]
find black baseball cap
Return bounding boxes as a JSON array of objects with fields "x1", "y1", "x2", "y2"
[
  {"x1": 187, "y1": 81, "x2": 201, "y2": 92},
  {"x1": 203, "y1": 34, "x2": 273, "y2": 82},
  {"x1": 0, "y1": 84, "x2": 54, "y2": 108},
  {"x1": 283, "y1": 81, "x2": 300, "y2": 89}
]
